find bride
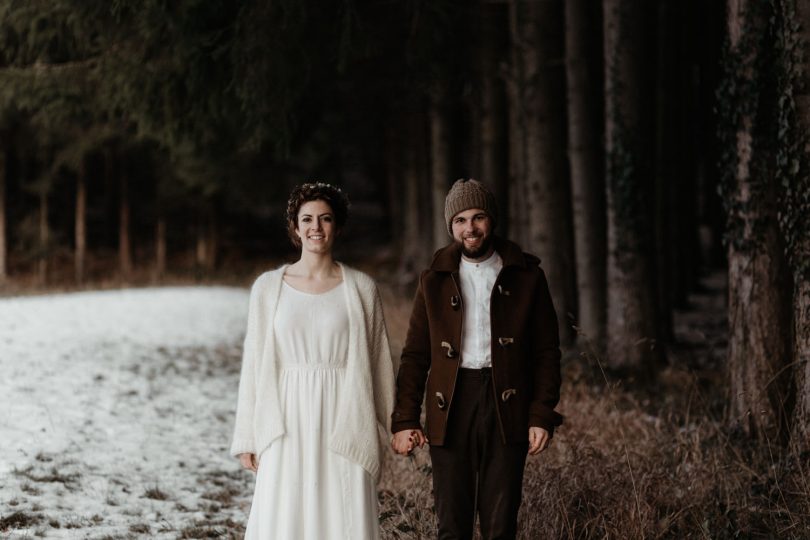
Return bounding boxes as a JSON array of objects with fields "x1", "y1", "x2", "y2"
[{"x1": 231, "y1": 182, "x2": 395, "y2": 539}]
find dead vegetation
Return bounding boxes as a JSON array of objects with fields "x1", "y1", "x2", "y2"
[
  {"x1": 12, "y1": 465, "x2": 81, "y2": 490},
  {"x1": 178, "y1": 518, "x2": 244, "y2": 539},
  {"x1": 0, "y1": 511, "x2": 42, "y2": 530},
  {"x1": 129, "y1": 523, "x2": 151, "y2": 534},
  {"x1": 142, "y1": 486, "x2": 171, "y2": 501},
  {"x1": 375, "y1": 356, "x2": 810, "y2": 538},
  {"x1": 201, "y1": 486, "x2": 242, "y2": 505}
]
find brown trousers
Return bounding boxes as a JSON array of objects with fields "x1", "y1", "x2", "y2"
[{"x1": 429, "y1": 368, "x2": 529, "y2": 540}]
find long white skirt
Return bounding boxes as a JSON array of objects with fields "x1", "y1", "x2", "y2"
[{"x1": 244, "y1": 365, "x2": 380, "y2": 539}]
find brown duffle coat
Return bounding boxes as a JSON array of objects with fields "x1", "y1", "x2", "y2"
[{"x1": 391, "y1": 236, "x2": 563, "y2": 446}]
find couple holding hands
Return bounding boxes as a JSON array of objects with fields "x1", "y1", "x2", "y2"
[{"x1": 231, "y1": 179, "x2": 562, "y2": 540}]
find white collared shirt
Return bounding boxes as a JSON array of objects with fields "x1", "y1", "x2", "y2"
[{"x1": 458, "y1": 251, "x2": 503, "y2": 369}]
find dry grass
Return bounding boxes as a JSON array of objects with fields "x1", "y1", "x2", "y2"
[
  {"x1": 374, "y1": 278, "x2": 810, "y2": 539},
  {"x1": 0, "y1": 511, "x2": 42, "y2": 530},
  {"x1": 142, "y1": 486, "x2": 171, "y2": 501},
  {"x1": 129, "y1": 523, "x2": 151, "y2": 534},
  {"x1": 12, "y1": 465, "x2": 81, "y2": 490},
  {"x1": 178, "y1": 518, "x2": 244, "y2": 539},
  {"x1": 524, "y1": 366, "x2": 747, "y2": 538},
  {"x1": 376, "y1": 356, "x2": 810, "y2": 538}
]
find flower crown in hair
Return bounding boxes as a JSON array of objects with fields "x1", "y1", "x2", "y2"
[{"x1": 285, "y1": 181, "x2": 350, "y2": 223}]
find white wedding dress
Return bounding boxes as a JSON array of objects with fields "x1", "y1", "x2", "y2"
[{"x1": 244, "y1": 282, "x2": 380, "y2": 539}]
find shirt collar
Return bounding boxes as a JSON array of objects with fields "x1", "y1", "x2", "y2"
[{"x1": 460, "y1": 250, "x2": 502, "y2": 270}]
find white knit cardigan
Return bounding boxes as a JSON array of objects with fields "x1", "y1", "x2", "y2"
[{"x1": 230, "y1": 263, "x2": 396, "y2": 481}]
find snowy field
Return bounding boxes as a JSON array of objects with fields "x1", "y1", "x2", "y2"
[{"x1": 0, "y1": 287, "x2": 255, "y2": 538}]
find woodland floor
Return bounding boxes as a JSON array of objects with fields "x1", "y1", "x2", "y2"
[{"x1": 0, "y1": 269, "x2": 808, "y2": 539}]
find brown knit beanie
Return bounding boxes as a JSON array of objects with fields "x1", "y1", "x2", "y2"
[{"x1": 444, "y1": 178, "x2": 498, "y2": 236}]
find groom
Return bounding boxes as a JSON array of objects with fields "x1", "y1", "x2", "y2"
[{"x1": 391, "y1": 178, "x2": 563, "y2": 539}]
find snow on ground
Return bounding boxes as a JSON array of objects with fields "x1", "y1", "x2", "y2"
[{"x1": 0, "y1": 287, "x2": 254, "y2": 538}]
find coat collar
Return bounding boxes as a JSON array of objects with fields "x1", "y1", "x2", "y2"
[{"x1": 430, "y1": 235, "x2": 532, "y2": 272}]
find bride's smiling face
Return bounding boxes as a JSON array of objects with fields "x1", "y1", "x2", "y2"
[{"x1": 295, "y1": 199, "x2": 338, "y2": 254}]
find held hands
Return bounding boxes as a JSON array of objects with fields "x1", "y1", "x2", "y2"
[
  {"x1": 238, "y1": 452, "x2": 258, "y2": 473},
  {"x1": 392, "y1": 428, "x2": 547, "y2": 455},
  {"x1": 528, "y1": 427, "x2": 550, "y2": 455},
  {"x1": 391, "y1": 429, "x2": 428, "y2": 456}
]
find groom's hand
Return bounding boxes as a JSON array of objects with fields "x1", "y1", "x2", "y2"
[
  {"x1": 391, "y1": 429, "x2": 427, "y2": 455},
  {"x1": 528, "y1": 427, "x2": 550, "y2": 455}
]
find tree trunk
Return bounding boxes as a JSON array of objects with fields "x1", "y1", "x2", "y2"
[
  {"x1": 429, "y1": 88, "x2": 452, "y2": 252},
  {"x1": 603, "y1": 0, "x2": 661, "y2": 372},
  {"x1": 75, "y1": 159, "x2": 86, "y2": 285},
  {"x1": 155, "y1": 216, "x2": 166, "y2": 281},
  {"x1": 788, "y1": 0, "x2": 810, "y2": 452},
  {"x1": 509, "y1": 0, "x2": 577, "y2": 345},
  {"x1": 38, "y1": 190, "x2": 48, "y2": 285},
  {"x1": 506, "y1": 0, "x2": 529, "y2": 248},
  {"x1": 196, "y1": 213, "x2": 207, "y2": 276},
  {"x1": 119, "y1": 170, "x2": 132, "y2": 281},
  {"x1": 0, "y1": 148, "x2": 6, "y2": 286},
  {"x1": 728, "y1": 237, "x2": 792, "y2": 441},
  {"x1": 653, "y1": 0, "x2": 675, "y2": 343},
  {"x1": 793, "y1": 279, "x2": 810, "y2": 451},
  {"x1": 399, "y1": 106, "x2": 432, "y2": 286},
  {"x1": 384, "y1": 111, "x2": 404, "y2": 255},
  {"x1": 725, "y1": 0, "x2": 792, "y2": 442},
  {"x1": 476, "y1": 0, "x2": 509, "y2": 220},
  {"x1": 207, "y1": 208, "x2": 217, "y2": 272},
  {"x1": 566, "y1": 0, "x2": 606, "y2": 349},
  {"x1": 194, "y1": 203, "x2": 217, "y2": 277}
]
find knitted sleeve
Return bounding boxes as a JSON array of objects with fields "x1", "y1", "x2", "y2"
[
  {"x1": 370, "y1": 283, "x2": 396, "y2": 439},
  {"x1": 230, "y1": 276, "x2": 266, "y2": 456}
]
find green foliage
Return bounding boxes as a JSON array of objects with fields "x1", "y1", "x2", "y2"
[
  {"x1": 0, "y1": 0, "x2": 480, "y2": 259},
  {"x1": 90, "y1": 0, "x2": 243, "y2": 150},
  {"x1": 0, "y1": 0, "x2": 106, "y2": 202},
  {"x1": 230, "y1": 0, "x2": 313, "y2": 156},
  {"x1": 0, "y1": 0, "x2": 98, "y2": 68},
  {"x1": 0, "y1": 0, "x2": 99, "y2": 124},
  {"x1": 0, "y1": 0, "x2": 465, "y2": 177}
]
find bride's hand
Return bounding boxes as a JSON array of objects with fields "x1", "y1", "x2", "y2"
[
  {"x1": 391, "y1": 429, "x2": 427, "y2": 455},
  {"x1": 238, "y1": 452, "x2": 258, "y2": 473}
]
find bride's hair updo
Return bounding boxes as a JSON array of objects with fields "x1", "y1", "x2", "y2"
[{"x1": 285, "y1": 182, "x2": 350, "y2": 248}]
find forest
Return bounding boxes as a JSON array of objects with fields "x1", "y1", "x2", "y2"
[{"x1": 1, "y1": 0, "x2": 809, "y2": 538}]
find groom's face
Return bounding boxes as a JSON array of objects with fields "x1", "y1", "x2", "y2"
[{"x1": 451, "y1": 208, "x2": 493, "y2": 260}]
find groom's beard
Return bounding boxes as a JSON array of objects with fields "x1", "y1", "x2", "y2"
[{"x1": 459, "y1": 233, "x2": 493, "y2": 259}]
